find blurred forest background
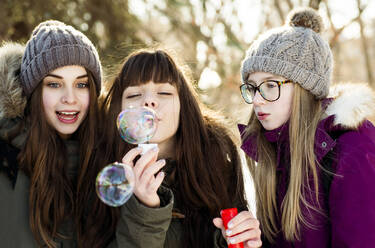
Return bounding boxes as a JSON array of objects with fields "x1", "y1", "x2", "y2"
[{"x1": 1, "y1": 0, "x2": 375, "y2": 125}]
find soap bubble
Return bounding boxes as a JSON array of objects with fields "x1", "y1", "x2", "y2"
[
  {"x1": 96, "y1": 162, "x2": 135, "y2": 207},
  {"x1": 117, "y1": 106, "x2": 158, "y2": 144}
]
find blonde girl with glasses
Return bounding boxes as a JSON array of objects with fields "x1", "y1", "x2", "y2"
[{"x1": 239, "y1": 8, "x2": 375, "y2": 248}]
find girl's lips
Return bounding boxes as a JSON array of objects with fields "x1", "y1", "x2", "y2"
[
  {"x1": 56, "y1": 111, "x2": 79, "y2": 124},
  {"x1": 257, "y1": 112, "x2": 270, "y2": 121}
]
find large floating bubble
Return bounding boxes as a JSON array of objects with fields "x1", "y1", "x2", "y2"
[
  {"x1": 117, "y1": 106, "x2": 158, "y2": 144},
  {"x1": 96, "y1": 162, "x2": 135, "y2": 207}
]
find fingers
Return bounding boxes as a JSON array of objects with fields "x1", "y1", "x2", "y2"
[
  {"x1": 213, "y1": 218, "x2": 224, "y2": 229},
  {"x1": 213, "y1": 218, "x2": 227, "y2": 241},
  {"x1": 122, "y1": 147, "x2": 143, "y2": 166},
  {"x1": 148, "y1": 170, "x2": 165, "y2": 192},
  {"x1": 140, "y1": 159, "x2": 166, "y2": 191},
  {"x1": 227, "y1": 228, "x2": 261, "y2": 246},
  {"x1": 129, "y1": 147, "x2": 167, "y2": 208},
  {"x1": 226, "y1": 211, "x2": 259, "y2": 233},
  {"x1": 216, "y1": 210, "x2": 262, "y2": 248},
  {"x1": 137, "y1": 158, "x2": 165, "y2": 183},
  {"x1": 133, "y1": 147, "x2": 159, "y2": 178},
  {"x1": 245, "y1": 239, "x2": 262, "y2": 248}
]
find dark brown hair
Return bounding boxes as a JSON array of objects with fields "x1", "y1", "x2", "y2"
[
  {"x1": 87, "y1": 48, "x2": 247, "y2": 247},
  {"x1": 18, "y1": 71, "x2": 99, "y2": 248}
]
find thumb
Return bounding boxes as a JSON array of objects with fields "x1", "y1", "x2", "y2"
[{"x1": 213, "y1": 217, "x2": 224, "y2": 229}]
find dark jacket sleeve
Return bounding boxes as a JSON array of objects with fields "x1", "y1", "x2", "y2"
[
  {"x1": 108, "y1": 186, "x2": 174, "y2": 248},
  {"x1": 329, "y1": 129, "x2": 375, "y2": 248}
]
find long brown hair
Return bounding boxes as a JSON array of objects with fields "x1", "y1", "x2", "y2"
[
  {"x1": 87, "y1": 48, "x2": 246, "y2": 247},
  {"x1": 244, "y1": 84, "x2": 324, "y2": 243},
  {"x1": 18, "y1": 71, "x2": 99, "y2": 248}
]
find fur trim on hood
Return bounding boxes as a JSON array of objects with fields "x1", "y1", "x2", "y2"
[
  {"x1": 0, "y1": 42, "x2": 26, "y2": 119},
  {"x1": 326, "y1": 82, "x2": 375, "y2": 129}
]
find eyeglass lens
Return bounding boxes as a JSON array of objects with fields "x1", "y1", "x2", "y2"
[{"x1": 241, "y1": 81, "x2": 280, "y2": 103}]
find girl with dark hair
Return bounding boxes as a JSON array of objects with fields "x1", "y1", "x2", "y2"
[
  {"x1": 239, "y1": 8, "x2": 375, "y2": 248},
  {"x1": 0, "y1": 20, "x2": 103, "y2": 247},
  {"x1": 88, "y1": 48, "x2": 262, "y2": 247}
]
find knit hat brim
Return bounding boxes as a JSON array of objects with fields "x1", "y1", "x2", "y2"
[{"x1": 22, "y1": 44, "x2": 101, "y2": 96}]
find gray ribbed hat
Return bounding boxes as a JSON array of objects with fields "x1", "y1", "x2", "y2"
[
  {"x1": 241, "y1": 8, "x2": 333, "y2": 99},
  {"x1": 21, "y1": 20, "x2": 102, "y2": 96}
]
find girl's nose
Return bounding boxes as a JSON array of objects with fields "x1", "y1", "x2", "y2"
[
  {"x1": 143, "y1": 96, "x2": 158, "y2": 108},
  {"x1": 61, "y1": 88, "x2": 77, "y2": 104},
  {"x1": 252, "y1": 91, "x2": 265, "y2": 106}
]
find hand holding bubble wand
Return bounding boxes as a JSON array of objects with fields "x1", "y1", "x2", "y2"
[{"x1": 96, "y1": 106, "x2": 158, "y2": 207}]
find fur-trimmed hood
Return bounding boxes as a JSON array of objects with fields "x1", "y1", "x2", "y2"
[
  {"x1": 326, "y1": 82, "x2": 375, "y2": 129},
  {"x1": 0, "y1": 42, "x2": 26, "y2": 119}
]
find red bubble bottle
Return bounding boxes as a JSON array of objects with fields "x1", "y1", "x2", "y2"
[{"x1": 221, "y1": 208, "x2": 244, "y2": 248}]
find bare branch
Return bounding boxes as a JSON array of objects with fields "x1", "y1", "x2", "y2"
[
  {"x1": 325, "y1": 0, "x2": 366, "y2": 48},
  {"x1": 309, "y1": 0, "x2": 322, "y2": 10},
  {"x1": 323, "y1": 0, "x2": 335, "y2": 31},
  {"x1": 285, "y1": 0, "x2": 294, "y2": 10},
  {"x1": 274, "y1": 0, "x2": 285, "y2": 23},
  {"x1": 356, "y1": 0, "x2": 373, "y2": 85}
]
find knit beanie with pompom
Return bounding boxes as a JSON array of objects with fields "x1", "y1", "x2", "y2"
[{"x1": 241, "y1": 7, "x2": 333, "y2": 99}]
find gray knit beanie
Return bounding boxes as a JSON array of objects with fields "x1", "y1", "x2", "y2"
[
  {"x1": 21, "y1": 20, "x2": 102, "y2": 96},
  {"x1": 241, "y1": 8, "x2": 333, "y2": 99}
]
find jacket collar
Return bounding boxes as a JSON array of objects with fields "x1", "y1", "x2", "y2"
[
  {"x1": 238, "y1": 124, "x2": 257, "y2": 161},
  {"x1": 240, "y1": 118, "x2": 336, "y2": 163}
]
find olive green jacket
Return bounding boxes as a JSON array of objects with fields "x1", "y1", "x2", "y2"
[
  {"x1": 0, "y1": 118, "x2": 80, "y2": 247},
  {"x1": 0, "y1": 42, "x2": 80, "y2": 247},
  {"x1": 111, "y1": 185, "x2": 228, "y2": 248},
  {"x1": 109, "y1": 158, "x2": 228, "y2": 248}
]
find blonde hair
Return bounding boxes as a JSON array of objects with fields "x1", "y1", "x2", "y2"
[{"x1": 245, "y1": 84, "x2": 324, "y2": 243}]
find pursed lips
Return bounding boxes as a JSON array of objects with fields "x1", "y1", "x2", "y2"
[{"x1": 256, "y1": 111, "x2": 270, "y2": 120}]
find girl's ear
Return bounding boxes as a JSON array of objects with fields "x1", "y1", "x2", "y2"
[{"x1": 0, "y1": 42, "x2": 27, "y2": 119}]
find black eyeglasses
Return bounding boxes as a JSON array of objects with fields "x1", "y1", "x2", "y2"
[{"x1": 240, "y1": 80, "x2": 293, "y2": 104}]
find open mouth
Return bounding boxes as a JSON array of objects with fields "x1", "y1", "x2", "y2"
[{"x1": 56, "y1": 111, "x2": 79, "y2": 123}]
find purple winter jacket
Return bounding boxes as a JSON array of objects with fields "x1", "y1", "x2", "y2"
[{"x1": 239, "y1": 84, "x2": 375, "y2": 248}]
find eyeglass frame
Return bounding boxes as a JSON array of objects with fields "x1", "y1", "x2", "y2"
[{"x1": 240, "y1": 79, "x2": 293, "y2": 104}]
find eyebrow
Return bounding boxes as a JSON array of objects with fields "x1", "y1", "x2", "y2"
[
  {"x1": 247, "y1": 76, "x2": 282, "y2": 83},
  {"x1": 45, "y1": 73, "x2": 88, "y2": 79}
]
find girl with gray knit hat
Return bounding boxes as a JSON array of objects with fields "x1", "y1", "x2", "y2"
[
  {"x1": 239, "y1": 7, "x2": 375, "y2": 248},
  {"x1": 0, "y1": 20, "x2": 112, "y2": 248}
]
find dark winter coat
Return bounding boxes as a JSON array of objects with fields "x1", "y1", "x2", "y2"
[
  {"x1": 0, "y1": 43, "x2": 82, "y2": 247},
  {"x1": 239, "y1": 83, "x2": 375, "y2": 248}
]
